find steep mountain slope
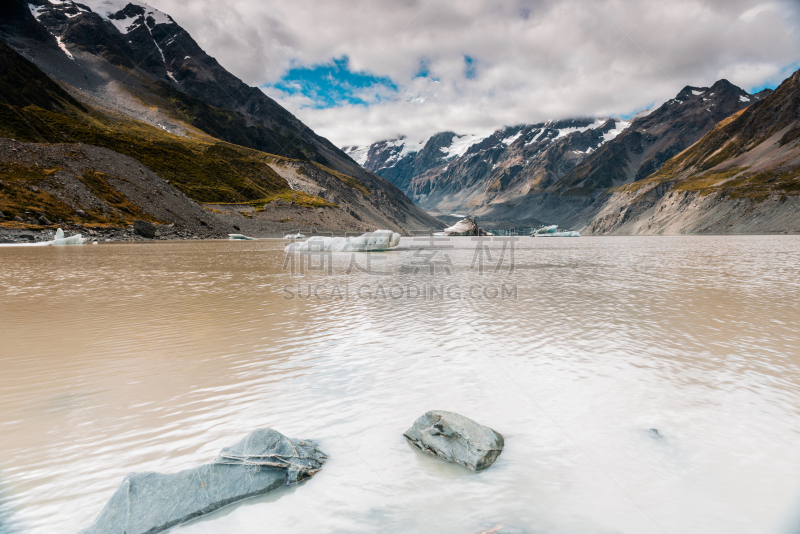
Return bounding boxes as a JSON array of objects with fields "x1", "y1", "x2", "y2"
[
  {"x1": 584, "y1": 69, "x2": 800, "y2": 235},
  {"x1": 0, "y1": 40, "x2": 440, "y2": 233},
  {"x1": 0, "y1": 0, "x2": 442, "y2": 232}
]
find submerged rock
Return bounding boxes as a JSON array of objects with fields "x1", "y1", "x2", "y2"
[
  {"x1": 78, "y1": 428, "x2": 327, "y2": 534},
  {"x1": 404, "y1": 411, "x2": 504, "y2": 472}
]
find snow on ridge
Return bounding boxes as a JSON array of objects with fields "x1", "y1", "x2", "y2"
[
  {"x1": 553, "y1": 118, "x2": 606, "y2": 140},
  {"x1": 382, "y1": 137, "x2": 426, "y2": 167},
  {"x1": 500, "y1": 130, "x2": 523, "y2": 145},
  {"x1": 344, "y1": 146, "x2": 370, "y2": 166},
  {"x1": 691, "y1": 89, "x2": 705, "y2": 96},
  {"x1": 28, "y1": 3, "x2": 45, "y2": 18},
  {"x1": 55, "y1": 35, "x2": 74, "y2": 59},
  {"x1": 440, "y1": 133, "x2": 486, "y2": 159},
  {"x1": 601, "y1": 120, "x2": 630, "y2": 143},
  {"x1": 79, "y1": 0, "x2": 175, "y2": 27},
  {"x1": 739, "y1": 95, "x2": 751, "y2": 103}
]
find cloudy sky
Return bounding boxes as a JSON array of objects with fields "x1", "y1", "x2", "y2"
[{"x1": 149, "y1": 0, "x2": 800, "y2": 147}]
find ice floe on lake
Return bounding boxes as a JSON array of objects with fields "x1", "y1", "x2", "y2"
[
  {"x1": 285, "y1": 230, "x2": 400, "y2": 252},
  {"x1": 532, "y1": 225, "x2": 581, "y2": 237},
  {"x1": 0, "y1": 228, "x2": 86, "y2": 246}
]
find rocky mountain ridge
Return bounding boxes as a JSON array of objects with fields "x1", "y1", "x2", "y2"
[
  {"x1": 583, "y1": 69, "x2": 800, "y2": 235},
  {"x1": 346, "y1": 80, "x2": 771, "y2": 230}
]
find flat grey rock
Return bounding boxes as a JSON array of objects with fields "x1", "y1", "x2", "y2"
[
  {"x1": 78, "y1": 428, "x2": 326, "y2": 534},
  {"x1": 404, "y1": 411, "x2": 504, "y2": 472}
]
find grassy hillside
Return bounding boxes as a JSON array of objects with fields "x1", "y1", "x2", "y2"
[{"x1": 0, "y1": 40, "x2": 367, "y2": 208}]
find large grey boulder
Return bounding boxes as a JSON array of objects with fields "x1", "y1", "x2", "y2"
[
  {"x1": 444, "y1": 217, "x2": 479, "y2": 236},
  {"x1": 78, "y1": 428, "x2": 326, "y2": 534},
  {"x1": 404, "y1": 411, "x2": 504, "y2": 472},
  {"x1": 133, "y1": 219, "x2": 156, "y2": 238}
]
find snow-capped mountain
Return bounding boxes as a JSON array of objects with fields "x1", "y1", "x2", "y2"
[
  {"x1": 345, "y1": 80, "x2": 769, "y2": 228},
  {"x1": 343, "y1": 132, "x2": 487, "y2": 193},
  {"x1": 344, "y1": 117, "x2": 630, "y2": 219}
]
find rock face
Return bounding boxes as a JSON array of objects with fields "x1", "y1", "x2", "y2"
[
  {"x1": 133, "y1": 219, "x2": 156, "y2": 238},
  {"x1": 404, "y1": 411, "x2": 504, "y2": 472},
  {"x1": 79, "y1": 428, "x2": 327, "y2": 534},
  {"x1": 444, "y1": 217, "x2": 479, "y2": 236}
]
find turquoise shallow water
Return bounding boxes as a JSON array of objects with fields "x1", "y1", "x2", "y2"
[{"x1": 1, "y1": 235, "x2": 799, "y2": 534}]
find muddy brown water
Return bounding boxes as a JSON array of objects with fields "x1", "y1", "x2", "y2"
[{"x1": 1, "y1": 236, "x2": 799, "y2": 533}]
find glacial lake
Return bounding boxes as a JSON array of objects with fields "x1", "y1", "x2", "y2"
[{"x1": 1, "y1": 236, "x2": 799, "y2": 533}]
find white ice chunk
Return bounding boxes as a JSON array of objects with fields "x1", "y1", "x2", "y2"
[
  {"x1": 1, "y1": 228, "x2": 86, "y2": 247},
  {"x1": 52, "y1": 228, "x2": 87, "y2": 245},
  {"x1": 283, "y1": 233, "x2": 306, "y2": 239},
  {"x1": 228, "y1": 234, "x2": 256, "y2": 240},
  {"x1": 285, "y1": 230, "x2": 400, "y2": 252},
  {"x1": 533, "y1": 225, "x2": 580, "y2": 237}
]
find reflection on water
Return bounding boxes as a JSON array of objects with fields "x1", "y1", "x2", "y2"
[{"x1": 1, "y1": 236, "x2": 799, "y2": 533}]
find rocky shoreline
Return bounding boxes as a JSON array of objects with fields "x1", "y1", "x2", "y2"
[{"x1": 0, "y1": 223, "x2": 226, "y2": 243}]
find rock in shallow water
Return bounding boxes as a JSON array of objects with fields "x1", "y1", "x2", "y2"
[
  {"x1": 78, "y1": 428, "x2": 326, "y2": 534},
  {"x1": 404, "y1": 411, "x2": 504, "y2": 472},
  {"x1": 444, "y1": 217, "x2": 479, "y2": 236}
]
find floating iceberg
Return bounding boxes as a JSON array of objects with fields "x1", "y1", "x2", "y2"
[
  {"x1": 228, "y1": 234, "x2": 256, "y2": 240},
  {"x1": 532, "y1": 225, "x2": 580, "y2": 237},
  {"x1": 0, "y1": 228, "x2": 86, "y2": 246},
  {"x1": 51, "y1": 228, "x2": 87, "y2": 245},
  {"x1": 284, "y1": 233, "x2": 306, "y2": 239},
  {"x1": 285, "y1": 230, "x2": 401, "y2": 252}
]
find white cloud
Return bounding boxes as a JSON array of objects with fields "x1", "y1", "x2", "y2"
[{"x1": 149, "y1": 0, "x2": 800, "y2": 146}]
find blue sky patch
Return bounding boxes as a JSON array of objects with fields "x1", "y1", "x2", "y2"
[
  {"x1": 621, "y1": 103, "x2": 655, "y2": 120},
  {"x1": 748, "y1": 62, "x2": 799, "y2": 94},
  {"x1": 270, "y1": 57, "x2": 398, "y2": 108},
  {"x1": 464, "y1": 55, "x2": 477, "y2": 79}
]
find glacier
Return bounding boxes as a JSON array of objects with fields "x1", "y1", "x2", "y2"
[{"x1": 285, "y1": 230, "x2": 400, "y2": 252}]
